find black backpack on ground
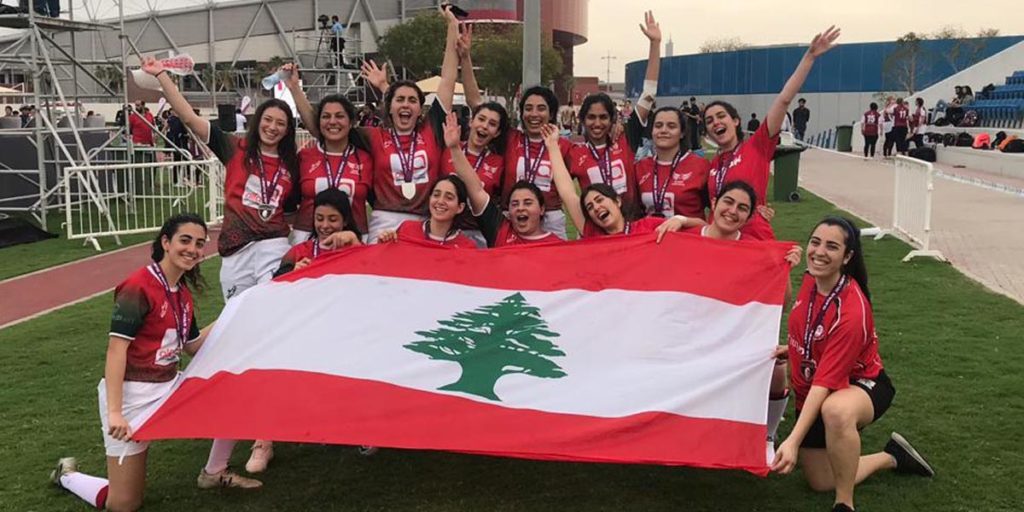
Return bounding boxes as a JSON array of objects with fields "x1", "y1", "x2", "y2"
[
  {"x1": 956, "y1": 132, "x2": 974, "y2": 147},
  {"x1": 1003, "y1": 139, "x2": 1024, "y2": 153},
  {"x1": 908, "y1": 147, "x2": 937, "y2": 162},
  {"x1": 942, "y1": 133, "x2": 957, "y2": 146}
]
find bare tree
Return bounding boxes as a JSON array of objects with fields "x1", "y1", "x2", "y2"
[{"x1": 883, "y1": 32, "x2": 928, "y2": 94}]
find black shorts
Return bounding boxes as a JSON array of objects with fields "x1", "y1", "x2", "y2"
[{"x1": 798, "y1": 370, "x2": 895, "y2": 449}]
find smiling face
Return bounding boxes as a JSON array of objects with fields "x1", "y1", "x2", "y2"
[
  {"x1": 522, "y1": 94, "x2": 550, "y2": 138},
  {"x1": 806, "y1": 224, "x2": 852, "y2": 281},
  {"x1": 429, "y1": 179, "x2": 465, "y2": 223},
  {"x1": 314, "y1": 204, "x2": 345, "y2": 239},
  {"x1": 583, "y1": 189, "x2": 623, "y2": 232},
  {"x1": 468, "y1": 108, "x2": 501, "y2": 149},
  {"x1": 508, "y1": 187, "x2": 544, "y2": 236},
  {"x1": 389, "y1": 85, "x2": 422, "y2": 132},
  {"x1": 710, "y1": 188, "x2": 753, "y2": 235},
  {"x1": 319, "y1": 102, "x2": 351, "y2": 146},
  {"x1": 703, "y1": 105, "x2": 740, "y2": 148},
  {"x1": 257, "y1": 106, "x2": 289, "y2": 149},
  {"x1": 161, "y1": 222, "x2": 206, "y2": 273},
  {"x1": 652, "y1": 110, "x2": 683, "y2": 151},
  {"x1": 584, "y1": 102, "x2": 612, "y2": 144}
]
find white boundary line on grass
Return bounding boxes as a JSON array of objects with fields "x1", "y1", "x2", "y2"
[
  {"x1": 0, "y1": 241, "x2": 150, "y2": 285},
  {"x1": 0, "y1": 254, "x2": 223, "y2": 331}
]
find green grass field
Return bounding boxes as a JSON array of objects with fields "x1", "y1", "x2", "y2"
[{"x1": 1, "y1": 188, "x2": 1023, "y2": 511}]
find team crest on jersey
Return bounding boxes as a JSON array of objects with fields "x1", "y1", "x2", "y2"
[{"x1": 674, "y1": 172, "x2": 692, "y2": 184}]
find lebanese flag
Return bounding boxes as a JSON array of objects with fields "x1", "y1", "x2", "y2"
[{"x1": 132, "y1": 234, "x2": 790, "y2": 475}]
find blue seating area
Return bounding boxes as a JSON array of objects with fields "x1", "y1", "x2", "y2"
[{"x1": 969, "y1": 70, "x2": 1024, "y2": 128}]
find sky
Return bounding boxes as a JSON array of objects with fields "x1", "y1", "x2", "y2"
[{"x1": 575, "y1": 0, "x2": 1024, "y2": 83}]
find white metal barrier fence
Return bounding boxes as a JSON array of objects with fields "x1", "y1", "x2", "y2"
[
  {"x1": 63, "y1": 159, "x2": 225, "y2": 250},
  {"x1": 891, "y1": 156, "x2": 945, "y2": 262}
]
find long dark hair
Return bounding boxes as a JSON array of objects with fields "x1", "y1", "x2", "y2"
[
  {"x1": 813, "y1": 216, "x2": 871, "y2": 302},
  {"x1": 425, "y1": 174, "x2": 470, "y2": 230},
  {"x1": 383, "y1": 80, "x2": 426, "y2": 128},
  {"x1": 315, "y1": 94, "x2": 370, "y2": 152},
  {"x1": 651, "y1": 106, "x2": 688, "y2": 149},
  {"x1": 472, "y1": 101, "x2": 510, "y2": 155},
  {"x1": 313, "y1": 188, "x2": 361, "y2": 239},
  {"x1": 580, "y1": 93, "x2": 617, "y2": 143},
  {"x1": 245, "y1": 99, "x2": 300, "y2": 186},
  {"x1": 151, "y1": 213, "x2": 207, "y2": 292},
  {"x1": 580, "y1": 183, "x2": 641, "y2": 228},
  {"x1": 703, "y1": 100, "x2": 744, "y2": 143},
  {"x1": 518, "y1": 85, "x2": 559, "y2": 124}
]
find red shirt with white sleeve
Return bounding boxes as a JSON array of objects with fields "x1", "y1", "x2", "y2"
[
  {"x1": 707, "y1": 123, "x2": 778, "y2": 241},
  {"x1": 363, "y1": 100, "x2": 447, "y2": 215},
  {"x1": 893, "y1": 104, "x2": 910, "y2": 128},
  {"x1": 441, "y1": 145, "x2": 504, "y2": 231},
  {"x1": 501, "y1": 130, "x2": 572, "y2": 211},
  {"x1": 296, "y1": 144, "x2": 372, "y2": 234},
  {"x1": 567, "y1": 134, "x2": 638, "y2": 210},
  {"x1": 635, "y1": 151, "x2": 710, "y2": 219},
  {"x1": 395, "y1": 219, "x2": 478, "y2": 249},
  {"x1": 862, "y1": 110, "x2": 881, "y2": 137}
]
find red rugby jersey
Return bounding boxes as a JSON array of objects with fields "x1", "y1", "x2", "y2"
[
  {"x1": 635, "y1": 151, "x2": 710, "y2": 219},
  {"x1": 109, "y1": 265, "x2": 200, "y2": 383},
  {"x1": 501, "y1": 130, "x2": 572, "y2": 211},
  {"x1": 395, "y1": 219, "x2": 478, "y2": 249},
  {"x1": 295, "y1": 144, "x2": 372, "y2": 234},
  {"x1": 363, "y1": 101, "x2": 446, "y2": 215},
  {"x1": 442, "y1": 144, "x2": 505, "y2": 231},
  {"x1": 707, "y1": 123, "x2": 778, "y2": 241},
  {"x1": 568, "y1": 133, "x2": 638, "y2": 210}
]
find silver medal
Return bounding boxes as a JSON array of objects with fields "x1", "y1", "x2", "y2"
[
  {"x1": 258, "y1": 204, "x2": 273, "y2": 221},
  {"x1": 401, "y1": 182, "x2": 416, "y2": 200}
]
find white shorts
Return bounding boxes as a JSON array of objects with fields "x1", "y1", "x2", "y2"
[
  {"x1": 462, "y1": 229, "x2": 487, "y2": 248},
  {"x1": 367, "y1": 211, "x2": 425, "y2": 243},
  {"x1": 542, "y1": 209, "x2": 568, "y2": 240},
  {"x1": 289, "y1": 229, "x2": 312, "y2": 246},
  {"x1": 220, "y1": 237, "x2": 291, "y2": 301},
  {"x1": 97, "y1": 376, "x2": 179, "y2": 457}
]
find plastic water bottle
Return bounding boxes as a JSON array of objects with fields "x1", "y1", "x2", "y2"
[{"x1": 262, "y1": 69, "x2": 290, "y2": 90}]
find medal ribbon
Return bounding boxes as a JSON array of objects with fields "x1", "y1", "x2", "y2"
[
  {"x1": 522, "y1": 137, "x2": 547, "y2": 184},
  {"x1": 463, "y1": 143, "x2": 489, "y2": 175},
  {"x1": 389, "y1": 128, "x2": 420, "y2": 183},
  {"x1": 714, "y1": 142, "x2": 743, "y2": 195},
  {"x1": 254, "y1": 155, "x2": 284, "y2": 209},
  {"x1": 652, "y1": 151, "x2": 685, "y2": 216},
  {"x1": 322, "y1": 145, "x2": 355, "y2": 190},
  {"x1": 801, "y1": 274, "x2": 849, "y2": 378},
  {"x1": 586, "y1": 141, "x2": 614, "y2": 186},
  {"x1": 149, "y1": 263, "x2": 189, "y2": 350}
]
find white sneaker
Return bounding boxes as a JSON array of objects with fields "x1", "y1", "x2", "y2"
[
  {"x1": 245, "y1": 440, "x2": 274, "y2": 473},
  {"x1": 50, "y1": 457, "x2": 78, "y2": 488},
  {"x1": 197, "y1": 468, "x2": 263, "y2": 489}
]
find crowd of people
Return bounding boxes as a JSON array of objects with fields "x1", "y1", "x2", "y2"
[
  {"x1": 49, "y1": 8, "x2": 934, "y2": 512},
  {"x1": 859, "y1": 96, "x2": 929, "y2": 158}
]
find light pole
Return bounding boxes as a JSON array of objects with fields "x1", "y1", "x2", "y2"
[
  {"x1": 601, "y1": 51, "x2": 616, "y2": 91},
  {"x1": 522, "y1": 0, "x2": 541, "y2": 88}
]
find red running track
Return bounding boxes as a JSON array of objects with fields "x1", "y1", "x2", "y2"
[{"x1": 0, "y1": 231, "x2": 220, "y2": 330}]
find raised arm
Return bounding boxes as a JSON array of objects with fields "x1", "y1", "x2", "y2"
[
  {"x1": 435, "y1": 5, "x2": 461, "y2": 111},
  {"x1": 543, "y1": 124, "x2": 585, "y2": 232},
  {"x1": 457, "y1": 24, "x2": 483, "y2": 109},
  {"x1": 443, "y1": 112, "x2": 488, "y2": 213},
  {"x1": 635, "y1": 11, "x2": 662, "y2": 124},
  {"x1": 766, "y1": 26, "x2": 840, "y2": 138},
  {"x1": 144, "y1": 56, "x2": 208, "y2": 143},
  {"x1": 360, "y1": 60, "x2": 390, "y2": 98},
  {"x1": 284, "y1": 63, "x2": 318, "y2": 139}
]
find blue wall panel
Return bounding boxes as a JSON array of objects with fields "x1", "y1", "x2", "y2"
[{"x1": 625, "y1": 36, "x2": 1024, "y2": 98}]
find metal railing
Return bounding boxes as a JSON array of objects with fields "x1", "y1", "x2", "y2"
[{"x1": 63, "y1": 158, "x2": 224, "y2": 250}]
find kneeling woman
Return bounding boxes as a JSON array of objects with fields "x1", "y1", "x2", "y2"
[
  {"x1": 276, "y1": 188, "x2": 363, "y2": 275},
  {"x1": 51, "y1": 215, "x2": 258, "y2": 512},
  {"x1": 772, "y1": 216, "x2": 934, "y2": 512},
  {"x1": 376, "y1": 175, "x2": 478, "y2": 249},
  {"x1": 442, "y1": 113, "x2": 559, "y2": 247}
]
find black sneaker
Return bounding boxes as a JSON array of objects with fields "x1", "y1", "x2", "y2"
[
  {"x1": 884, "y1": 432, "x2": 935, "y2": 477},
  {"x1": 832, "y1": 504, "x2": 855, "y2": 512}
]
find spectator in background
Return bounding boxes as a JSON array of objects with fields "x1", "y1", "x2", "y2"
[
  {"x1": 892, "y1": 97, "x2": 910, "y2": 156},
  {"x1": 330, "y1": 15, "x2": 346, "y2": 67},
  {"x1": 911, "y1": 97, "x2": 927, "y2": 148},
  {"x1": 686, "y1": 97, "x2": 701, "y2": 150},
  {"x1": 861, "y1": 102, "x2": 881, "y2": 158},
  {"x1": 32, "y1": 0, "x2": 59, "y2": 17},
  {"x1": 4, "y1": 106, "x2": 13, "y2": 117},
  {"x1": 20, "y1": 105, "x2": 34, "y2": 128},
  {"x1": 129, "y1": 101, "x2": 155, "y2": 162},
  {"x1": 747, "y1": 113, "x2": 760, "y2": 133},
  {"x1": 235, "y1": 108, "x2": 247, "y2": 132},
  {"x1": 357, "y1": 102, "x2": 381, "y2": 127},
  {"x1": 619, "y1": 100, "x2": 632, "y2": 120},
  {"x1": 959, "y1": 85, "x2": 974, "y2": 105},
  {"x1": 793, "y1": 98, "x2": 810, "y2": 140},
  {"x1": 558, "y1": 101, "x2": 576, "y2": 133},
  {"x1": 950, "y1": 85, "x2": 964, "y2": 106},
  {"x1": 882, "y1": 96, "x2": 896, "y2": 158}
]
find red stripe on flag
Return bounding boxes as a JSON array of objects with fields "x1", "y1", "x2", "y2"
[
  {"x1": 276, "y1": 234, "x2": 791, "y2": 306},
  {"x1": 134, "y1": 369, "x2": 769, "y2": 476}
]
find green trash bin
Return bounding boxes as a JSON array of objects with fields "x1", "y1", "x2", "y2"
[
  {"x1": 836, "y1": 124, "x2": 854, "y2": 152},
  {"x1": 773, "y1": 145, "x2": 806, "y2": 202}
]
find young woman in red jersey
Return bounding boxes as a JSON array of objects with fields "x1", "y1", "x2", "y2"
[
  {"x1": 275, "y1": 189, "x2": 362, "y2": 273},
  {"x1": 441, "y1": 112, "x2": 559, "y2": 247},
  {"x1": 285, "y1": 68, "x2": 373, "y2": 242},
  {"x1": 860, "y1": 103, "x2": 882, "y2": 158},
  {"x1": 703, "y1": 26, "x2": 841, "y2": 241},
  {"x1": 143, "y1": 58, "x2": 299, "y2": 302},
  {"x1": 51, "y1": 214, "x2": 258, "y2": 512},
  {"x1": 544, "y1": 124, "x2": 686, "y2": 239},
  {"x1": 772, "y1": 216, "x2": 934, "y2": 512},
  {"x1": 358, "y1": 5, "x2": 461, "y2": 242},
  {"x1": 376, "y1": 173, "x2": 478, "y2": 249}
]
